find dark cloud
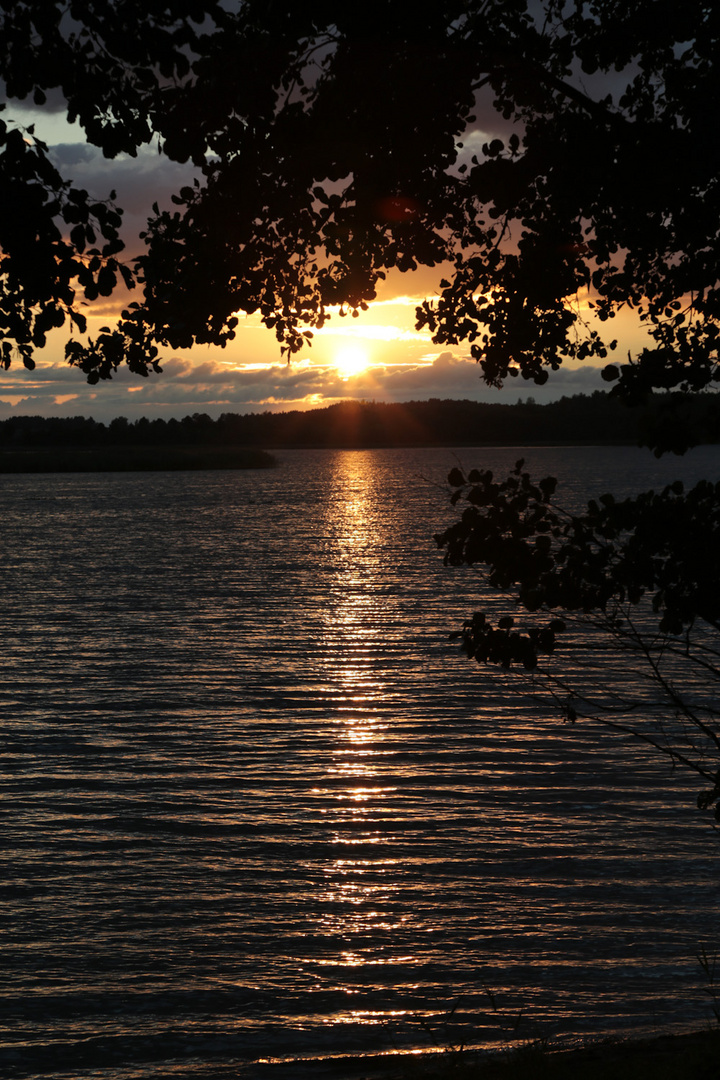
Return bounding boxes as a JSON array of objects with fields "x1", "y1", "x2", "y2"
[
  {"x1": 50, "y1": 142, "x2": 101, "y2": 166},
  {"x1": 355, "y1": 353, "x2": 607, "y2": 403}
]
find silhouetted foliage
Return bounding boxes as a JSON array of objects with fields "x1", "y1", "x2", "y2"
[
  {"x1": 438, "y1": 460, "x2": 720, "y2": 818},
  {"x1": 2, "y1": 2, "x2": 720, "y2": 447}
]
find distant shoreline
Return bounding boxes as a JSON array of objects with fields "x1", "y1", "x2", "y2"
[
  {"x1": 2, "y1": 393, "x2": 719, "y2": 463},
  {"x1": 2, "y1": 439, "x2": 720, "y2": 473},
  {"x1": 281, "y1": 1026, "x2": 720, "y2": 1079},
  {"x1": 2, "y1": 393, "x2": 719, "y2": 469},
  {"x1": 0, "y1": 446, "x2": 277, "y2": 473}
]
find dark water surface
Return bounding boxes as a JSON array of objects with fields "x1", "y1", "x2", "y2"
[{"x1": 1, "y1": 446, "x2": 719, "y2": 1078}]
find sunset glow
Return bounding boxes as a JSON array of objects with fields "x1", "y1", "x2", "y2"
[{"x1": 334, "y1": 345, "x2": 371, "y2": 379}]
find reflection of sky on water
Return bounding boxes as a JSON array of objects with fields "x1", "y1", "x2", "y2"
[{"x1": 2, "y1": 448, "x2": 720, "y2": 1076}]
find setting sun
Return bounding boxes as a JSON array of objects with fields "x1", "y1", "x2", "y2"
[{"x1": 334, "y1": 344, "x2": 370, "y2": 379}]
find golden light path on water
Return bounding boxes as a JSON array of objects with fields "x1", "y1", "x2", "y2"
[{"x1": 316, "y1": 453, "x2": 415, "y2": 1019}]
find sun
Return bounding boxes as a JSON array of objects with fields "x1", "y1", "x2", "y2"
[{"x1": 334, "y1": 344, "x2": 370, "y2": 379}]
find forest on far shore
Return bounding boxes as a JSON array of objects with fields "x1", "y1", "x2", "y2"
[{"x1": 1, "y1": 391, "x2": 718, "y2": 458}]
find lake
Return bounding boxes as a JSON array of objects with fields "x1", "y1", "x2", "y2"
[{"x1": 1, "y1": 445, "x2": 719, "y2": 1079}]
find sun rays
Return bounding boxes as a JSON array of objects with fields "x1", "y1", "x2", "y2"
[{"x1": 334, "y1": 344, "x2": 371, "y2": 379}]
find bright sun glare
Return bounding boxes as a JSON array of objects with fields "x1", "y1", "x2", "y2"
[{"x1": 334, "y1": 345, "x2": 370, "y2": 379}]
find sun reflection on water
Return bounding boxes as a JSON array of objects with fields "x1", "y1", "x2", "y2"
[{"x1": 314, "y1": 453, "x2": 417, "y2": 1000}]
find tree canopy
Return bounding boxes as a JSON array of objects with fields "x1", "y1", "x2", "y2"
[{"x1": 2, "y1": 1, "x2": 720, "y2": 443}]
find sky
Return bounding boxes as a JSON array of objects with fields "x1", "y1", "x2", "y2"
[{"x1": 1, "y1": 92, "x2": 651, "y2": 425}]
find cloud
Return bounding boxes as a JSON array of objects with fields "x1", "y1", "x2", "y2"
[
  {"x1": 314, "y1": 322, "x2": 431, "y2": 344},
  {"x1": 0, "y1": 347, "x2": 609, "y2": 425},
  {"x1": 49, "y1": 142, "x2": 98, "y2": 166},
  {"x1": 351, "y1": 352, "x2": 608, "y2": 402}
]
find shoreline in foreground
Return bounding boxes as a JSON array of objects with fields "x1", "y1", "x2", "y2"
[{"x1": 259, "y1": 1027, "x2": 719, "y2": 1080}]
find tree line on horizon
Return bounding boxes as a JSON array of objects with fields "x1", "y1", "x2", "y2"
[{"x1": 1, "y1": 391, "x2": 719, "y2": 452}]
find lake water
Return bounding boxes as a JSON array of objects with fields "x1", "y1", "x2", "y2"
[{"x1": 1, "y1": 445, "x2": 719, "y2": 1079}]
